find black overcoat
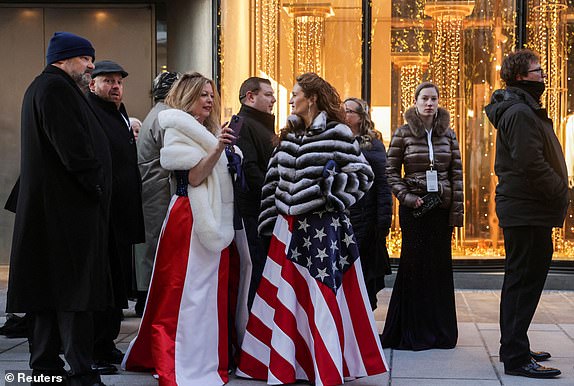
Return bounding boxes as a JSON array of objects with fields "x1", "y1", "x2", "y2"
[
  {"x1": 7, "y1": 65, "x2": 113, "y2": 312},
  {"x1": 86, "y1": 92, "x2": 145, "y2": 243},
  {"x1": 86, "y1": 92, "x2": 145, "y2": 307}
]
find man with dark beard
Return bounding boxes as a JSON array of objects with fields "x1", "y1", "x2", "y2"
[
  {"x1": 7, "y1": 31, "x2": 112, "y2": 386},
  {"x1": 485, "y1": 49, "x2": 568, "y2": 379}
]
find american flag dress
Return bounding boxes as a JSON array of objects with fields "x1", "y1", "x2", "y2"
[
  {"x1": 122, "y1": 171, "x2": 251, "y2": 386},
  {"x1": 236, "y1": 209, "x2": 388, "y2": 385}
]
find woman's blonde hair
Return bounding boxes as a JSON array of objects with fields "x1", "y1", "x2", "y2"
[{"x1": 164, "y1": 72, "x2": 221, "y2": 134}]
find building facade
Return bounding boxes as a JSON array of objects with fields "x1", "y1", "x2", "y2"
[{"x1": 1, "y1": 0, "x2": 573, "y2": 264}]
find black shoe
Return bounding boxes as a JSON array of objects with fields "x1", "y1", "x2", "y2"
[
  {"x1": 505, "y1": 358, "x2": 561, "y2": 378},
  {"x1": 530, "y1": 350, "x2": 551, "y2": 362},
  {"x1": 91, "y1": 361, "x2": 118, "y2": 375},
  {"x1": 0, "y1": 313, "x2": 30, "y2": 338},
  {"x1": 99, "y1": 347, "x2": 124, "y2": 365}
]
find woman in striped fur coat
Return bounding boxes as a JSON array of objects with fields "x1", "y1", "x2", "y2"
[{"x1": 237, "y1": 73, "x2": 388, "y2": 386}]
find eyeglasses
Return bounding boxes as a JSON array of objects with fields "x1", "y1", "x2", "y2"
[{"x1": 527, "y1": 68, "x2": 545, "y2": 74}]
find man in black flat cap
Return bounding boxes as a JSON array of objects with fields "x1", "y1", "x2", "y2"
[
  {"x1": 8, "y1": 31, "x2": 111, "y2": 386},
  {"x1": 87, "y1": 60, "x2": 145, "y2": 374}
]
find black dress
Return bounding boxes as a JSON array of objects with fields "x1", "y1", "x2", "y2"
[{"x1": 380, "y1": 205, "x2": 457, "y2": 350}]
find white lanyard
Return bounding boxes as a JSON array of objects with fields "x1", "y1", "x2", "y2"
[
  {"x1": 425, "y1": 128, "x2": 438, "y2": 192},
  {"x1": 426, "y1": 128, "x2": 434, "y2": 168}
]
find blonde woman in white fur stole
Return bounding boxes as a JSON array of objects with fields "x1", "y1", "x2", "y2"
[{"x1": 123, "y1": 72, "x2": 251, "y2": 386}]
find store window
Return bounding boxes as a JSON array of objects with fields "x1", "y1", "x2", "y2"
[
  {"x1": 526, "y1": 0, "x2": 574, "y2": 259},
  {"x1": 221, "y1": 0, "x2": 363, "y2": 126},
  {"x1": 220, "y1": 0, "x2": 573, "y2": 261}
]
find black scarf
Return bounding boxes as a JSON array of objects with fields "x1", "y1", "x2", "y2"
[{"x1": 507, "y1": 80, "x2": 545, "y2": 104}]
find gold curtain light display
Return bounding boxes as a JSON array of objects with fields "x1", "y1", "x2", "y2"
[
  {"x1": 425, "y1": 1, "x2": 475, "y2": 133},
  {"x1": 256, "y1": 0, "x2": 280, "y2": 78},
  {"x1": 528, "y1": 0, "x2": 571, "y2": 255},
  {"x1": 284, "y1": 3, "x2": 334, "y2": 76},
  {"x1": 392, "y1": 53, "x2": 429, "y2": 119}
]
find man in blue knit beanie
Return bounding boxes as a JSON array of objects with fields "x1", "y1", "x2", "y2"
[{"x1": 7, "y1": 31, "x2": 111, "y2": 385}]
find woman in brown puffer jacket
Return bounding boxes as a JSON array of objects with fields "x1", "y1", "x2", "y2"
[{"x1": 380, "y1": 82, "x2": 463, "y2": 351}]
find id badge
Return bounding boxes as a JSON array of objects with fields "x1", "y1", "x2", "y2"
[{"x1": 426, "y1": 170, "x2": 439, "y2": 192}]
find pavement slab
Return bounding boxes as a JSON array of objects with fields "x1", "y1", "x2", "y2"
[
  {"x1": 390, "y1": 346, "x2": 497, "y2": 380},
  {"x1": 0, "y1": 273, "x2": 573, "y2": 385}
]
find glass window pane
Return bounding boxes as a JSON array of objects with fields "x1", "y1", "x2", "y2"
[
  {"x1": 527, "y1": 0, "x2": 574, "y2": 260},
  {"x1": 221, "y1": 0, "x2": 363, "y2": 129},
  {"x1": 375, "y1": 0, "x2": 518, "y2": 258},
  {"x1": 221, "y1": 0, "x2": 573, "y2": 261}
]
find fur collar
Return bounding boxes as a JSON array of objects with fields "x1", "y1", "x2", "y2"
[
  {"x1": 158, "y1": 108, "x2": 235, "y2": 252},
  {"x1": 159, "y1": 109, "x2": 218, "y2": 153},
  {"x1": 403, "y1": 106, "x2": 450, "y2": 137}
]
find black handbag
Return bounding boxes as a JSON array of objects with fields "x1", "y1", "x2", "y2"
[{"x1": 412, "y1": 193, "x2": 442, "y2": 218}]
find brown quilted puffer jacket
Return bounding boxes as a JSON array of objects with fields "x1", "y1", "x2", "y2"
[{"x1": 386, "y1": 106, "x2": 463, "y2": 226}]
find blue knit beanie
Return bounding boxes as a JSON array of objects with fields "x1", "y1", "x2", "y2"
[{"x1": 46, "y1": 32, "x2": 95, "y2": 64}]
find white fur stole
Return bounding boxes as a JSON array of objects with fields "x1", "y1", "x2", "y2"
[{"x1": 159, "y1": 109, "x2": 234, "y2": 252}]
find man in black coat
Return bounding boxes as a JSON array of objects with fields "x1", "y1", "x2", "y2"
[
  {"x1": 485, "y1": 49, "x2": 568, "y2": 379},
  {"x1": 7, "y1": 31, "x2": 112, "y2": 386},
  {"x1": 87, "y1": 60, "x2": 145, "y2": 371},
  {"x1": 236, "y1": 77, "x2": 276, "y2": 309}
]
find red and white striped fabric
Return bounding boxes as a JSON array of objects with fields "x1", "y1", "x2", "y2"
[
  {"x1": 236, "y1": 214, "x2": 388, "y2": 386},
  {"x1": 122, "y1": 195, "x2": 251, "y2": 386}
]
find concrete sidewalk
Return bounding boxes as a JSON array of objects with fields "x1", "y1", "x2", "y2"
[{"x1": 1, "y1": 285, "x2": 573, "y2": 385}]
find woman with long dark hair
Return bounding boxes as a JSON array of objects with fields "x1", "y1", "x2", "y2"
[
  {"x1": 237, "y1": 73, "x2": 388, "y2": 385},
  {"x1": 381, "y1": 82, "x2": 463, "y2": 350}
]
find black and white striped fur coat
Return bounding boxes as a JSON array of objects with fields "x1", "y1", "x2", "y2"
[{"x1": 258, "y1": 111, "x2": 374, "y2": 236}]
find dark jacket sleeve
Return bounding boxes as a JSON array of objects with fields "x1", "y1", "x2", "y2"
[
  {"x1": 501, "y1": 107, "x2": 566, "y2": 200},
  {"x1": 237, "y1": 125, "x2": 267, "y2": 193},
  {"x1": 447, "y1": 130, "x2": 464, "y2": 226},
  {"x1": 39, "y1": 80, "x2": 104, "y2": 199},
  {"x1": 386, "y1": 127, "x2": 419, "y2": 208},
  {"x1": 366, "y1": 141, "x2": 392, "y2": 232}
]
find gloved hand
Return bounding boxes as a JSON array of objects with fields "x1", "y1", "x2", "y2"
[{"x1": 322, "y1": 159, "x2": 338, "y2": 178}]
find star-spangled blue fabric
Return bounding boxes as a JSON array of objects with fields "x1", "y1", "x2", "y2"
[{"x1": 286, "y1": 210, "x2": 360, "y2": 293}]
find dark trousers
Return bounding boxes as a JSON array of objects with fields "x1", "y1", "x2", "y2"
[
  {"x1": 243, "y1": 215, "x2": 271, "y2": 310},
  {"x1": 29, "y1": 311, "x2": 101, "y2": 385},
  {"x1": 500, "y1": 226, "x2": 553, "y2": 370},
  {"x1": 92, "y1": 231, "x2": 129, "y2": 359},
  {"x1": 93, "y1": 307, "x2": 122, "y2": 359}
]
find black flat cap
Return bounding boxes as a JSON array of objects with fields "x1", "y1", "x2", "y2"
[{"x1": 92, "y1": 60, "x2": 128, "y2": 78}]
